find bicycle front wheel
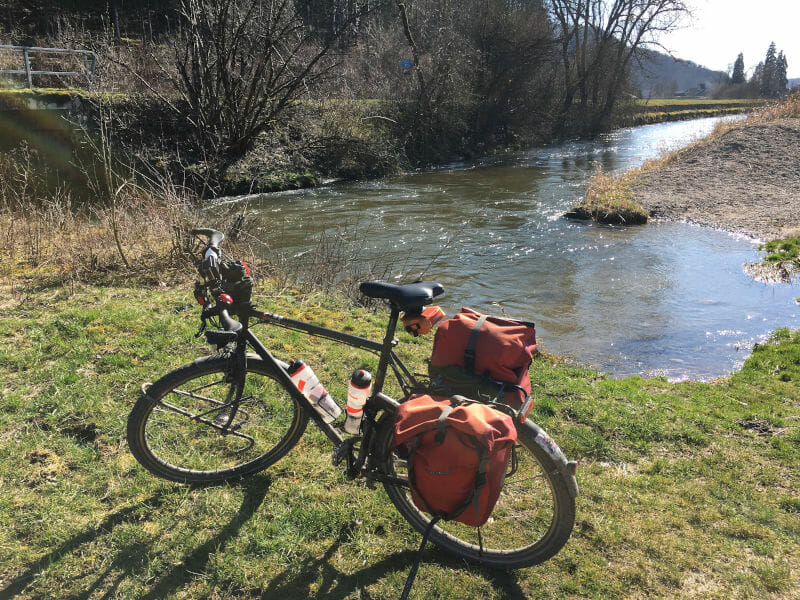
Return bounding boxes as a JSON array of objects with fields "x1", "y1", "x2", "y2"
[
  {"x1": 127, "y1": 355, "x2": 308, "y2": 484},
  {"x1": 379, "y1": 416, "x2": 576, "y2": 569}
]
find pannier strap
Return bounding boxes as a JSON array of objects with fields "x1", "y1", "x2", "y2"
[
  {"x1": 400, "y1": 449, "x2": 489, "y2": 600},
  {"x1": 463, "y1": 314, "x2": 488, "y2": 375},
  {"x1": 435, "y1": 404, "x2": 454, "y2": 445}
]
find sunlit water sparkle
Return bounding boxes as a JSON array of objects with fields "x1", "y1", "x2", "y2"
[{"x1": 214, "y1": 117, "x2": 799, "y2": 380}]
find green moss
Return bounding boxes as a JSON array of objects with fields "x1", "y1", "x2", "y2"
[
  {"x1": 566, "y1": 199, "x2": 648, "y2": 225},
  {"x1": 219, "y1": 170, "x2": 321, "y2": 196}
]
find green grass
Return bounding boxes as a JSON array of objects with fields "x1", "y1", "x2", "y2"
[
  {"x1": 746, "y1": 235, "x2": 800, "y2": 282},
  {"x1": 761, "y1": 235, "x2": 800, "y2": 266},
  {"x1": 636, "y1": 98, "x2": 762, "y2": 107},
  {"x1": 0, "y1": 88, "x2": 127, "y2": 102},
  {"x1": 1, "y1": 280, "x2": 799, "y2": 599}
]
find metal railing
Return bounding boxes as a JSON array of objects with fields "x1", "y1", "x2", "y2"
[{"x1": 0, "y1": 45, "x2": 97, "y2": 88}]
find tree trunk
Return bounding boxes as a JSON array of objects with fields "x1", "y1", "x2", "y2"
[{"x1": 109, "y1": 1, "x2": 121, "y2": 47}]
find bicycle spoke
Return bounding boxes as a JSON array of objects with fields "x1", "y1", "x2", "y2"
[
  {"x1": 132, "y1": 360, "x2": 306, "y2": 476},
  {"x1": 386, "y1": 435, "x2": 558, "y2": 555}
]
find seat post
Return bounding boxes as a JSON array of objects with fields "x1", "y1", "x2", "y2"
[{"x1": 373, "y1": 305, "x2": 401, "y2": 395}]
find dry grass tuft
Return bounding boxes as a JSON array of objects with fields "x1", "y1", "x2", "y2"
[
  {"x1": 709, "y1": 90, "x2": 800, "y2": 139},
  {"x1": 568, "y1": 167, "x2": 649, "y2": 225},
  {"x1": 0, "y1": 145, "x2": 199, "y2": 291},
  {"x1": 0, "y1": 143, "x2": 394, "y2": 300}
]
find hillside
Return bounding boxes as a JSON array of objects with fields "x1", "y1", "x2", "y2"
[{"x1": 633, "y1": 49, "x2": 728, "y2": 97}]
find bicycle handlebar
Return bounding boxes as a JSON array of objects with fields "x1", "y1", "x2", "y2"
[
  {"x1": 191, "y1": 228, "x2": 225, "y2": 249},
  {"x1": 201, "y1": 302, "x2": 243, "y2": 333},
  {"x1": 218, "y1": 307, "x2": 243, "y2": 332}
]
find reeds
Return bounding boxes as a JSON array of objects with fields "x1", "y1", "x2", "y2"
[{"x1": 0, "y1": 143, "x2": 197, "y2": 290}]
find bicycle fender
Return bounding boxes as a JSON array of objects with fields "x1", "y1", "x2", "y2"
[
  {"x1": 527, "y1": 421, "x2": 580, "y2": 499},
  {"x1": 190, "y1": 353, "x2": 287, "y2": 368}
]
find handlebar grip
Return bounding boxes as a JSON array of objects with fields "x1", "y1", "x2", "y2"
[
  {"x1": 191, "y1": 228, "x2": 225, "y2": 248},
  {"x1": 218, "y1": 308, "x2": 243, "y2": 333}
]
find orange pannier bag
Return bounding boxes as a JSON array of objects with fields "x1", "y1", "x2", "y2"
[
  {"x1": 393, "y1": 394, "x2": 517, "y2": 527},
  {"x1": 428, "y1": 308, "x2": 537, "y2": 409}
]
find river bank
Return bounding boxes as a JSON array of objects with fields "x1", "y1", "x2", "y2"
[
  {"x1": 623, "y1": 98, "x2": 762, "y2": 127},
  {"x1": 632, "y1": 117, "x2": 800, "y2": 239},
  {"x1": 0, "y1": 280, "x2": 798, "y2": 599},
  {"x1": 572, "y1": 94, "x2": 800, "y2": 240},
  {"x1": 2, "y1": 105, "x2": 798, "y2": 600},
  {"x1": 3, "y1": 90, "x2": 765, "y2": 200}
]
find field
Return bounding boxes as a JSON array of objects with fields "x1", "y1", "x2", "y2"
[
  {"x1": 0, "y1": 279, "x2": 798, "y2": 599},
  {"x1": 624, "y1": 98, "x2": 763, "y2": 126},
  {"x1": 637, "y1": 98, "x2": 762, "y2": 108}
]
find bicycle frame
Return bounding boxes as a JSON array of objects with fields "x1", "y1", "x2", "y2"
[{"x1": 220, "y1": 301, "x2": 418, "y2": 477}]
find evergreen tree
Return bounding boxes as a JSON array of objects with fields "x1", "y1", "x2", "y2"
[
  {"x1": 731, "y1": 53, "x2": 745, "y2": 84},
  {"x1": 760, "y1": 42, "x2": 778, "y2": 97},
  {"x1": 777, "y1": 51, "x2": 788, "y2": 94},
  {"x1": 751, "y1": 61, "x2": 763, "y2": 87}
]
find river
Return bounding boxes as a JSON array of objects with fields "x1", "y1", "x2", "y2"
[{"x1": 219, "y1": 117, "x2": 800, "y2": 380}]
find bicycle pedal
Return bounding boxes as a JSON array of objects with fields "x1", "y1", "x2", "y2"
[
  {"x1": 213, "y1": 412, "x2": 236, "y2": 429},
  {"x1": 332, "y1": 437, "x2": 359, "y2": 466}
]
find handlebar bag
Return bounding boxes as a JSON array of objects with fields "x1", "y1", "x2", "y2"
[
  {"x1": 428, "y1": 308, "x2": 536, "y2": 409},
  {"x1": 219, "y1": 260, "x2": 253, "y2": 305},
  {"x1": 393, "y1": 394, "x2": 517, "y2": 527}
]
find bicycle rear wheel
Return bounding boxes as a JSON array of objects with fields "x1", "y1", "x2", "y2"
[
  {"x1": 127, "y1": 355, "x2": 308, "y2": 484},
  {"x1": 379, "y1": 416, "x2": 576, "y2": 569}
]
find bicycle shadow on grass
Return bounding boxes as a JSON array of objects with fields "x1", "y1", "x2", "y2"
[
  {"x1": 0, "y1": 493, "x2": 165, "y2": 600},
  {"x1": 258, "y1": 527, "x2": 528, "y2": 600},
  {"x1": 0, "y1": 475, "x2": 272, "y2": 600}
]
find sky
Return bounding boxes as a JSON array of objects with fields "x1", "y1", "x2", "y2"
[{"x1": 658, "y1": 0, "x2": 800, "y2": 80}]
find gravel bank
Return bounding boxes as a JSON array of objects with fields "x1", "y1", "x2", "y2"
[{"x1": 631, "y1": 118, "x2": 800, "y2": 240}]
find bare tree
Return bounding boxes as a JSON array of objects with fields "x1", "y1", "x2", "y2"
[
  {"x1": 467, "y1": 0, "x2": 555, "y2": 140},
  {"x1": 129, "y1": 0, "x2": 375, "y2": 166},
  {"x1": 548, "y1": 0, "x2": 689, "y2": 133}
]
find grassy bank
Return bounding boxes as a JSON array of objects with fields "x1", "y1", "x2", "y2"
[
  {"x1": 637, "y1": 98, "x2": 761, "y2": 107},
  {"x1": 748, "y1": 235, "x2": 800, "y2": 283},
  {"x1": 1, "y1": 277, "x2": 798, "y2": 599},
  {"x1": 627, "y1": 106, "x2": 753, "y2": 126},
  {"x1": 623, "y1": 98, "x2": 763, "y2": 126}
]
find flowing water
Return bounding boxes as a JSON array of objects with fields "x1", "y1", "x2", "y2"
[{"x1": 221, "y1": 117, "x2": 799, "y2": 380}]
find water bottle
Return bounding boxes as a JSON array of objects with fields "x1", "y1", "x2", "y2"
[
  {"x1": 286, "y1": 360, "x2": 342, "y2": 423},
  {"x1": 344, "y1": 369, "x2": 372, "y2": 434}
]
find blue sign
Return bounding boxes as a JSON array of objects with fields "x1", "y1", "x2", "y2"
[{"x1": 401, "y1": 59, "x2": 413, "y2": 69}]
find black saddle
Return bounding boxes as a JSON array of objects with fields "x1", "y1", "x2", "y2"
[{"x1": 359, "y1": 280, "x2": 444, "y2": 311}]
